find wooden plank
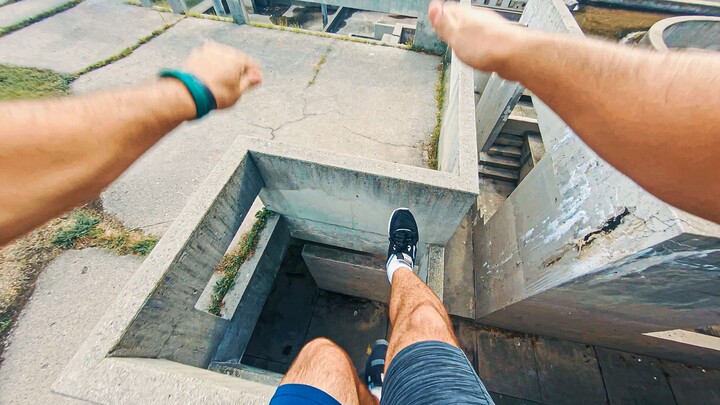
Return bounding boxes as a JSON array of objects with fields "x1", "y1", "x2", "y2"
[
  {"x1": 662, "y1": 360, "x2": 720, "y2": 404},
  {"x1": 476, "y1": 327, "x2": 543, "y2": 402},
  {"x1": 533, "y1": 338, "x2": 608, "y2": 405},
  {"x1": 595, "y1": 347, "x2": 676, "y2": 405}
]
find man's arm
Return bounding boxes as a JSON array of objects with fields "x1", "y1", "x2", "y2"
[
  {"x1": 0, "y1": 42, "x2": 262, "y2": 245},
  {"x1": 429, "y1": 1, "x2": 720, "y2": 223}
]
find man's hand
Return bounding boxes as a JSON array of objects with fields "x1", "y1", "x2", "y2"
[
  {"x1": 428, "y1": 0, "x2": 524, "y2": 75},
  {"x1": 182, "y1": 41, "x2": 263, "y2": 109}
]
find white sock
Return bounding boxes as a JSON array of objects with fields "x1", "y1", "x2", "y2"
[
  {"x1": 370, "y1": 386, "x2": 382, "y2": 401},
  {"x1": 386, "y1": 253, "x2": 413, "y2": 284}
]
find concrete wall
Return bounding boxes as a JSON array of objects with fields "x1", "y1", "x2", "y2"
[
  {"x1": 253, "y1": 143, "x2": 477, "y2": 256},
  {"x1": 641, "y1": 16, "x2": 720, "y2": 51},
  {"x1": 473, "y1": 0, "x2": 720, "y2": 367},
  {"x1": 303, "y1": 244, "x2": 391, "y2": 303},
  {"x1": 438, "y1": 49, "x2": 479, "y2": 175},
  {"x1": 110, "y1": 154, "x2": 264, "y2": 368}
]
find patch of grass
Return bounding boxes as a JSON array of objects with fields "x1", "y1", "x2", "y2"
[
  {"x1": 0, "y1": 316, "x2": 10, "y2": 335},
  {"x1": 307, "y1": 45, "x2": 331, "y2": 87},
  {"x1": 0, "y1": 0, "x2": 84, "y2": 38},
  {"x1": 426, "y1": 60, "x2": 447, "y2": 169},
  {"x1": 51, "y1": 212, "x2": 100, "y2": 249},
  {"x1": 74, "y1": 18, "x2": 182, "y2": 77},
  {"x1": 0, "y1": 64, "x2": 73, "y2": 100},
  {"x1": 208, "y1": 208, "x2": 274, "y2": 316},
  {"x1": 50, "y1": 208, "x2": 159, "y2": 256}
]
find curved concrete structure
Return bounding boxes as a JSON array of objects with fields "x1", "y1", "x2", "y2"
[{"x1": 641, "y1": 15, "x2": 720, "y2": 51}]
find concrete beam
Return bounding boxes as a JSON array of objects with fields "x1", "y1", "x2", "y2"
[
  {"x1": 167, "y1": 0, "x2": 188, "y2": 14},
  {"x1": 475, "y1": 73, "x2": 525, "y2": 154},
  {"x1": 302, "y1": 244, "x2": 391, "y2": 303},
  {"x1": 226, "y1": 0, "x2": 249, "y2": 24}
]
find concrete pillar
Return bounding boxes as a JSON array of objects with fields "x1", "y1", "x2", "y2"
[
  {"x1": 167, "y1": 0, "x2": 187, "y2": 14},
  {"x1": 413, "y1": 1, "x2": 445, "y2": 54},
  {"x1": 226, "y1": 0, "x2": 249, "y2": 24},
  {"x1": 320, "y1": 3, "x2": 329, "y2": 27},
  {"x1": 212, "y1": 0, "x2": 227, "y2": 15}
]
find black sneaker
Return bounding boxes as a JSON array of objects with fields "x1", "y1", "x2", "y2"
[
  {"x1": 386, "y1": 208, "x2": 419, "y2": 278},
  {"x1": 364, "y1": 339, "x2": 388, "y2": 400}
]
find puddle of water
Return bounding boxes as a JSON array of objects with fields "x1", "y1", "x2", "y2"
[{"x1": 573, "y1": 4, "x2": 678, "y2": 40}]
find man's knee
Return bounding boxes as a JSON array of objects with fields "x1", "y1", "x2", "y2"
[
  {"x1": 297, "y1": 337, "x2": 346, "y2": 361},
  {"x1": 405, "y1": 303, "x2": 455, "y2": 342}
]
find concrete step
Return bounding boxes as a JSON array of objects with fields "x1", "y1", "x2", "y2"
[
  {"x1": 495, "y1": 133, "x2": 524, "y2": 147},
  {"x1": 479, "y1": 165, "x2": 519, "y2": 183},
  {"x1": 478, "y1": 152, "x2": 521, "y2": 170},
  {"x1": 488, "y1": 145, "x2": 522, "y2": 159}
]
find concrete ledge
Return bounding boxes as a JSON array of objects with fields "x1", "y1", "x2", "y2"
[
  {"x1": 212, "y1": 216, "x2": 291, "y2": 363},
  {"x1": 302, "y1": 244, "x2": 390, "y2": 303},
  {"x1": 640, "y1": 16, "x2": 720, "y2": 51}
]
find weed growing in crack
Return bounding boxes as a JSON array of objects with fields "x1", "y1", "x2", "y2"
[
  {"x1": 0, "y1": 0, "x2": 84, "y2": 38},
  {"x1": 74, "y1": 18, "x2": 183, "y2": 77},
  {"x1": 208, "y1": 208, "x2": 274, "y2": 316},
  {"x1": 426, "y1": 60, "x2": 448, "y2": 169},
  {"x1": 307, "y1": 46, "x2": 332, "y2": 87}
]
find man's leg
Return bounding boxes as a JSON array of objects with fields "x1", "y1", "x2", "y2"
[
  {"x1": 272, "y1": 337, "x2": 378, "y2": 405},
  {"x1": 380, "y1": 208, "x2": 493, "y2": 404},
  {"x1": 385, "y1": 266, "x2": 457, "y2": 367}
]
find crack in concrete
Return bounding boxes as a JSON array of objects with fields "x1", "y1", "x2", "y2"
[{"x1": 341, "y1": 125, "x2": 419, "y2": 148}]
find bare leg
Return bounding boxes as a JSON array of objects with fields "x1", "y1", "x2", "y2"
[
  {"x1": 386, "y1": 267, "x2": 458, "y2": 368},
  {"x1": 280, "y1": 337, "x2": 379, "y2": 405}
]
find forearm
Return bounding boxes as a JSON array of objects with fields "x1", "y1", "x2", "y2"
[
  {"x1": 0, "y1": 78, "x2": 195, "y2": 244},
  {"x1": 498, "y1": 33, "x2": 720, "y2": 222}
]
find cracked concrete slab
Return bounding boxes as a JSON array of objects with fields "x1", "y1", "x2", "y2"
[
  {"x1": 71, "y1": 17, "x2": 439, "y2": 234},
  {"x1": 0, "y1": 0, "x2": 182, "y2": 73},
  {"x1": 0, "y1": 249, "x2": 143, "y2": 404},
  {"x1": 0, "y1": 0, "x2": 70, "y2": 29}
]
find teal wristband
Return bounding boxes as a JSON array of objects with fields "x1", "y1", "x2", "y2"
[{"x1": 158, "y1": 69, "x2": 217, "y2": 119}]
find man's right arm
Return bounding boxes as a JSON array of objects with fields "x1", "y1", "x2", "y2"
[{"x1": 430, "y1": 1, "x2": 720, "y2": 223}]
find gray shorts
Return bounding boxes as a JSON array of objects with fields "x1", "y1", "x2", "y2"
[{"x1": 381, "y1": 340, "x2": 495, "y2": 405}]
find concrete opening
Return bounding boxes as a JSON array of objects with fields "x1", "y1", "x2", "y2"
[{"x1": 237, "y1": 242, "x2": 391, "y2": 376}]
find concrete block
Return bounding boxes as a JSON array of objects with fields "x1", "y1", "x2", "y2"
[
  {"x1": 302, "y1": 244, "x2": 390, "y2": 303},
  {"x1": 374, "y1": 22, "x2": 395, "y2": 39},
  {"x1": 595, "y1": 348, "x2": 676, "y2": 405},
  {"x1": 475, "y1": 73, "x2": 525, "y2": 154}
]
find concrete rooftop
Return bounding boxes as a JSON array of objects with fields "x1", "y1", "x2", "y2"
[{"x1": 68, "y1": 16, "x2": 439, "y2": 235}]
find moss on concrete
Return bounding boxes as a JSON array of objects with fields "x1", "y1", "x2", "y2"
[
  {"x1": 427, "y1": 60, "x2": 447, "y2": 170},
  {"x1": 209, "y1": 208, "x2": 274, "y2": 316}
]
